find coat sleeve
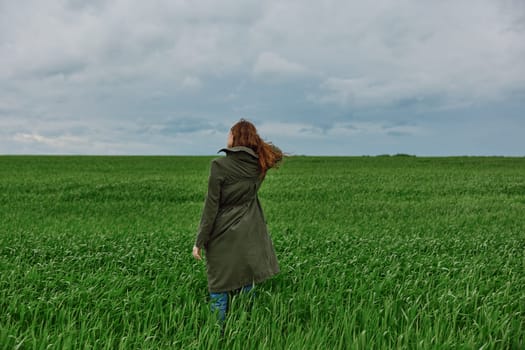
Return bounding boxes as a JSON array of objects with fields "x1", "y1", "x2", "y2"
[{"x1": 195, "y1": 160, "x2": 222, "y2": 249}]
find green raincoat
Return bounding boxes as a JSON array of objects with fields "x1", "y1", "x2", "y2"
[{"x1": 195, "y1": 146, "x2": 280, "y2": 293}]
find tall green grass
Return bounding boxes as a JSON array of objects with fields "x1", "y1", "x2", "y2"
[{"x1": 1, "y1": 156, "x2": 524, "y2": 349}]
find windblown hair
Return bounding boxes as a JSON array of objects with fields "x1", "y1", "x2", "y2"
[{"x1": 230, "y1": 119, "x2": 283, "y2": 178}]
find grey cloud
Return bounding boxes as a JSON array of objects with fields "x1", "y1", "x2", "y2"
[
  {"x1": 64, "y1": 0, "x2": 108, "y2": 13},
  {"x1": 0, "y1": 0, "x2": 524, "y2": 155},
  {"x1": 252, "y1": 52, "x2": 309, "y2": 82},
  {"x1": 144, "y1": 118, "x2": 230, "y2": 136},
  {"x1": 30, "y1": 60, "x2": 87, "y2": 79},
  {"x1": 386, "y1": 130, "x2": 410, "y2": 137}
]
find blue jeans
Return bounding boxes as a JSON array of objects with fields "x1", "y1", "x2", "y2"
[{"x1": 210, "y1": 284, "x2": 255, "y2": 322}]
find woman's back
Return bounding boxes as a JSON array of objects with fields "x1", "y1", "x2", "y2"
[
  {"x1": 215, "y1": 146, "x2": 261, "y2": 209},
  {"x1": 201, "y1": 146, "x2": 279, "y2": 293}
]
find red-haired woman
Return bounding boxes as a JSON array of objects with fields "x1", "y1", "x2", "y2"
[{"x1": 192, "y1": 119, "x2": 283, "y2": 324}]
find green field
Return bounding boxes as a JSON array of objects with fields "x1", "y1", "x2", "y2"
[{"x1": 1, "y1": 155, "x2": 524, "y2": 349}]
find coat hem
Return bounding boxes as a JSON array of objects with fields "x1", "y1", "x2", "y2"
[{"x1": 207, "y1": 269, "x2": 279, "y2": 294}]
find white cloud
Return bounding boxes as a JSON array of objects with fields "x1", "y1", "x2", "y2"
[
  {"x1": 315, "y1": 76, "x2": 446, "y2": 110},
  {"x1": 13, "y1": 132, "x2": 86, "y2": 148},
  {"x1": 2, "y1": 0, "x2": 523, "y2": 107},
  {"x1": 181, "y1": 76, "x2": 202, "y2": 90},
  {"x1": 252, "y1": 52, "x2": 307, "y2": 80},
  {"x1": 249, "y1": 1, "x2": 525, "y2": 109}
]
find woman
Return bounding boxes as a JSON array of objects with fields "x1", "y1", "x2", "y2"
[{"x1": 192, "y1": 119, "x2": 283, "y2": 322}]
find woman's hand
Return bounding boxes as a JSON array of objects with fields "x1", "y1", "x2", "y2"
[{"x1": 192, "y1": 245, "x2": 202, "y2": 260}]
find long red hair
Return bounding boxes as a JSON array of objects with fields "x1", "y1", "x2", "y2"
[{"x1": 230, "y1": 119, "x2": 283, "y2": 178}]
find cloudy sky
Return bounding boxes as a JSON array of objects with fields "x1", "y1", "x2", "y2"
[{"x1": 1, "y1": 0, "x2": 524, "y2": 156}]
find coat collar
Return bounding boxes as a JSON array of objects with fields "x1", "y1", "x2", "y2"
[{"x1": 218, "y1": 146, "x2": 259, "y2": 159}]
